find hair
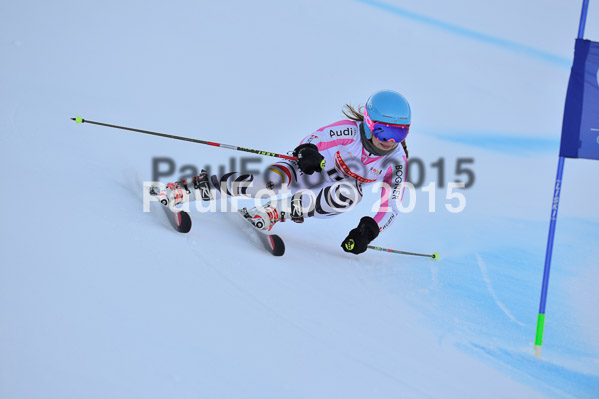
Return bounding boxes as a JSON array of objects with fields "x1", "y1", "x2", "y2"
[{"x1": 342, "y1": 104, "x2": 409, "y2": 157}]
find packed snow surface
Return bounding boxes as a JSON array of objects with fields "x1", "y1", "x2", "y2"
[{"x1": 1, "y1": 1, "x2": 598, "y2": 397}]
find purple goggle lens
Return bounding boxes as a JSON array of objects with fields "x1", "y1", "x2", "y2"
[
  {"x1": 364, "y1": 106, "x2": 410, "y2": 143},
  {"x1": 371, "y1": 122, "x2": 409, "y2": 143}
]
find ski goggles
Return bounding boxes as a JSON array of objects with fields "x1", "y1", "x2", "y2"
[{"x1": 364, "y1": 109, "x2": 410, "y2": 143}]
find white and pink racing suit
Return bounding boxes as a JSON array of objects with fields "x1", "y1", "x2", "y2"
[{"x1": 206, "y1": 120, "x2": 408, "y2": 234}]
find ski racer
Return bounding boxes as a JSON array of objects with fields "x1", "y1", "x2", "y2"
[{"x1": 151, "y1": 89, "x2": 410, "y2": 255}]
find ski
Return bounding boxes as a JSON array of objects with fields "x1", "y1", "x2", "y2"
[
  {"x1": 149, "y1": 185, "x2": 192, "y2": 233},
  {"x1": 149, "y1": 184, "x2": 284, "y2": 255},
  {"x1": 238, "y1": 208, "x2": 285, "y2": 256},
  {"x1": 161, "y1": 204, "x2": 192, "y2": 233}
]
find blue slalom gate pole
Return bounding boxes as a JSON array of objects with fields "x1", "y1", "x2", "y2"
[
  {"x1": 534, "y1": 0, "x2": 590, "y2": 358},
  {"x1": 534, "y1": 157, "x2": 565, "y2": 356},
  {"x1": 577, "y1": 0, "x2": 590, "y2": 39}
]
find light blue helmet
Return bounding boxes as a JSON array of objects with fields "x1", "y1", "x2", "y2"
[{"x1": 363, "y1": 90, "x2": 411, "y2": 140}]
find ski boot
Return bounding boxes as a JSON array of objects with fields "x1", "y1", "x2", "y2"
[
  {"x1": 240, "y1": 202, "x2": 283, "y2": 231},
  {"x1": 149, "y1": 179, "x2": 191, "y2": 206}
]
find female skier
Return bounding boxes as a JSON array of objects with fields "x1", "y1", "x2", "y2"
[{"x1": 152, "y1": 89, "x2": 410, "y2": 255}]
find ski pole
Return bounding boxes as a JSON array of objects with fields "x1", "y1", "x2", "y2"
[
  {"x1": 71, "y1": 116, "x2": 298, "y2": 161},
  {"x1": 367, "y1": 245, "x2": 439, "y2": 260}
]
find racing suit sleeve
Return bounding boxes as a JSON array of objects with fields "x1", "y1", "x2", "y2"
[
  {"x1": 372, "y1": 154, "x2": 408, "y2": 233},
  {"x1": 298, "y1": 120, "x2": 359, "y2": 153}
]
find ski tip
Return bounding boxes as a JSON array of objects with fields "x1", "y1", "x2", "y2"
[
  {"x1": 71, "y1": 116, "x2": 84, "y2": 124},
  {"x1": 269, "y1": 234, "x2": 285, "y2": 257},
  {"x1": 432, "y1": 252, "x2": 440, "y2": 261}
]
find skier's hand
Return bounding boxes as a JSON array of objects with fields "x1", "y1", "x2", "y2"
[
  {"x1": 341, "y1": 216, "x2": 380, "y2": 255},
  {"x1": 293, "y1": 143, "x2": 325, "y2": 175}
]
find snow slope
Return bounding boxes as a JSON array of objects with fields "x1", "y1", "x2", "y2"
[{"x1": 1, "y1": 0, "x2": 598, "y2": 398}]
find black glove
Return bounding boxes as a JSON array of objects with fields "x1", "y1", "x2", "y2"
[
  {"x1": 341, "y1": 216, "x2": 380, "y2": 255},
  {"x1": 293, "y1": 143, "x2": 325, "y2": 175}
]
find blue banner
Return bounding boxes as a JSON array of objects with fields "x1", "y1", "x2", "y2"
[{"x1": 559, "y1": 39, "x2": 599, "y2": 160}]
